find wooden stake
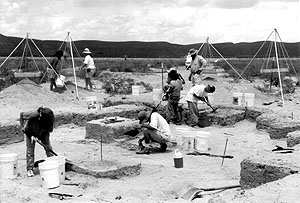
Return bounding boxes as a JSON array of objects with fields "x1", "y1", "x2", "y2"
[
  {"x1": 101, "y1": 133, "x2": 103, "y2": 161},
  {"x1": 221, "y1": 138, "x2": 229, "y2": 166}
]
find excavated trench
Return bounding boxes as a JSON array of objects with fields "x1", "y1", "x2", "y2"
[{"x1": 1, "y1": 103, "x2": 300, "y2": 186}]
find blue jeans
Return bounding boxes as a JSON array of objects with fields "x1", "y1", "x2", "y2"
[{"x1": 26, "y1": 133, "x2": 53, "y2": 170}]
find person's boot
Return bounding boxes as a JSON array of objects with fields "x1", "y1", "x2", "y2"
[
  {"x1": 158, "y1": 143, "x2": 167, "y2": 152},
  {"x1": 138, "y1": 139, "x2": 145, "y2": 150}
]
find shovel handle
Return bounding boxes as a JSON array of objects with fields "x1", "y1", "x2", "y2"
[{"x1": 201, "y1": 184, "x2": 240, "y2": 191}]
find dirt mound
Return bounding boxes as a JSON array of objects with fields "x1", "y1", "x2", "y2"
[{"x1": 0, "y1": 79, "x2": 75, "y2": 109}]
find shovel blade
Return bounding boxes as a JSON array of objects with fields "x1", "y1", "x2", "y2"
[{"x1": 181, "y1": 187, "x2": 203, "y2": 201}]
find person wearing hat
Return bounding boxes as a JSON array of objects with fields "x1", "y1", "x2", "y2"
[
  {"x1": 136, "y1": 110, "x2": 173, "y2": 154},
  {"x1": 187, "y1": 48, "x2": 207, "y2": 86},
  {"x1": 80, "y1": 48, "x2": 96, "y2": 90},
  {"x1": 185, "y1": 84, "x2": 215, "y2": 127}
]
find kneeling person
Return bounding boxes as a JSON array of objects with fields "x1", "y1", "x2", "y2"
[{"x1": 137, "y1": 110, "x2": 173, "y2": 154}]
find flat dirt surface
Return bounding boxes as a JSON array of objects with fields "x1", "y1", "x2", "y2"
[{"x1": 1, "y1": 66, "x2": 300, "y2": 203}]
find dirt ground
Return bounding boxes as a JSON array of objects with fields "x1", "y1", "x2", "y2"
[{"x1": 1, "y1": 66, "x2": 300, "y2": 203}]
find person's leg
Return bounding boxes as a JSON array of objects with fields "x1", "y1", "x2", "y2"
[
  {"x1": 166, "y1": 100, "x2": 173, "y2": 123},
  {"x1": 88, "y1": 78, "x2": 93, "y2": 89},
  {"x1": 170, "y1": 96, "x2": 180, "y2": 123},
  {"x1": 26, "y1": 135, "x2": 35, "y2": 171},
  {"x1": 145, "y1": 130, "x2": 167, "y2": 144},
  {"x1": 172, "y1": 101, "x2": 180, "y2": 123},
  {"x1": 50, "y1": 78, "x2": 55, "y2": 90},
  {"x1": 41, "y1": 133, "x2": 54, "y2": 157},
  {"x1": 84, "y1": 78, "x2": 88, "y2": 89},
  {"x1": 187, "y1": 101, "x2": 198, "y2": 126}
]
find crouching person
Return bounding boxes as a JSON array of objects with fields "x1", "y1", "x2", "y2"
[
  {"x1": 136, "y1": 110, "x2": 173, "y2": 154},
  {"x1": 20, "y1": 107, "x2": 55, "y2": 177}
]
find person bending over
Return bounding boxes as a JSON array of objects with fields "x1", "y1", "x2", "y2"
[
  {"x1": 185, "y1": 84, "x2": 215, "y2": 127},
  {"x1": 136, "y1": 110, "x2": 173, "y2": 154},
  {"x1": 20, "y1": 107, "x2": 55, "y2": 177}
]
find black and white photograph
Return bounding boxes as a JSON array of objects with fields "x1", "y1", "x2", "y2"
[{"x1": 0, "y1": 0, "x2": 300, "y2": 202}]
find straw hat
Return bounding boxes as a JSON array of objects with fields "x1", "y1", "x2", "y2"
[{"x1": 82, "y1": 48, "x2": 92, "y2": 54}]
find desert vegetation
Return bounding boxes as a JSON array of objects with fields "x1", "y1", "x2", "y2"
[{"x1": 1, "y1": 56, "x2": 300, "y2": 91}]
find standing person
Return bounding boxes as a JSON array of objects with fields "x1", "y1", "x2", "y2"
[
  {"x1": 80, "y1": 48, "x2": 96, "y2": 90},
  {"x1": 164, "y1": 69, "x2": 183, "y2": 124},
  {"x1": 47, "y1": 50, "x2": 63, "y2": 91},
  {"x1": 187, "y1": 48, "x2": 207, "y2": 86},
  {"x1": 185, "y1": 84, "x2": 215, "y2": 127},
  {"x1": 136, "y1": 110, "x2": 173, "y2": 154},
  {"x1": 20, "y1": 107, "x2": 55, "y2": 177}
]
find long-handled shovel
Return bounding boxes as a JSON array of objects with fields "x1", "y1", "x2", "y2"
[
  {"x1": 203, "y1": 97, "x2": 218, "y2": 113},
  {"x1": 31, "y1": 136, "x2": 74, "y2": 171},
  {"x1": 182, "y1": 184, "x2": 240, "y2": 201}
]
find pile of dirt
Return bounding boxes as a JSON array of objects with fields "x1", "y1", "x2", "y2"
[{"x1": 0, "y1": 79, "x2": 74, "y2": 108}]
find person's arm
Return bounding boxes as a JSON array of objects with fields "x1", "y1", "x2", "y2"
[
  {"x1": 140, "y1": 123, "x2": 156, "y2": 130},
  {"x1": 193, "y1": 93, "x2": 204, "y2": 101}
]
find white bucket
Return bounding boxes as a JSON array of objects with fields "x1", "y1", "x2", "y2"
[
  {"x1": 153, "y1": 89, "x2": 163, "y2": 101},
  {"x1": 181, "y1": 135, "x2": 195, "y2": 152},
  {"x1": 38, "y1": 160, "x2": 60, "y2": 189},
  {"x1": 232, "y1": 92, "x2": 244, "y2": 106},
  {"x1": 56, "y1": 75, "x2": 65, "y2": 87},
  {"x1": 86, "y1": 96, "x2": 99, "y2": 110},
  {"x1": 132, "y1": 85, "x2": 140, "y2": 96},
  {"x1": 47, "y1": 156, "x2": 65, "y2": 183},
  {"x1": 194, "y1": 131, "x2": 210, "y2": 152},
  {"x1": 244, "y1": 93, "x2": 255, "y2": 107},
  {"x1": 0, "y1": 153, "x2": 18, "y2": 179}
]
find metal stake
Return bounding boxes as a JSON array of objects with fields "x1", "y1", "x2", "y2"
[{"x1": 221, "y1": 138, "x2": 229, "y2": 166}]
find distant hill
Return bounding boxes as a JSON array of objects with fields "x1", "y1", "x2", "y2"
[{"x1": 0, "y1": 33, "x2": 299, "y2": 58}]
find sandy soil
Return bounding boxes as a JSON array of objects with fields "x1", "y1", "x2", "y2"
[{"x1": 1, "y1": 66, "x2": 300, "y2": 203}]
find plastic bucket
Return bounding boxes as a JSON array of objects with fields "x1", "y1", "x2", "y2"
[
  {"x1": 0, "y1": 153, "x2": 18, "y2": 179},
  {"x1": 175, "y1": 126, "x2": 192, "y2": 144},
  {"x1": 153, "y1": 89, "x2": 163, "y2": 101},
  {"x1": 181, "y1": 135, "x2": 195, "y2": 152},
  {"x1": 86, "y1": 96, "x2": 99, "y2": 110},
  {"x1": 232, "y1": 92, "x2": 244, "y2": 106},
  {"x1": 47, "y1": 156, "x2": 65, "y2": 183},
  {"x1": 38, "y1": 160, "x2": 60, "y2": 189},
  {"x1": 244, "y1": 93, "x2": 255, "y2": 107},
  {"x1": 132, "y1": 85, "x2": 140, "y2": 96},
  {"x1": 56, "y1": 75, "x2": 65, "y2": 87},
  {"x1": 194, "y1": 131, "x2": 210, "y2": 152}
]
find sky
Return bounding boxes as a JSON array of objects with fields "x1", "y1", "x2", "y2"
[{"x1": 0, "y1": 0, "x2": 299, "y2": 44}]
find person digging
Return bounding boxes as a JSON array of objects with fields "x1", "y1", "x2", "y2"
[
  {"x1": 136, "y1": 110, "x2": 173, "y2": 154},
  {"x1": 185, "y1": 84, "x2": 216, "y2": 127},
  {"x1": 20, "y1": 107, "x2": 55, "y2": 177}
]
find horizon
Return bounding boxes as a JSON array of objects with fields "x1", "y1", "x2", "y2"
[{"x1": 0, "y1": 0, "x2": 299, "y2": 44}]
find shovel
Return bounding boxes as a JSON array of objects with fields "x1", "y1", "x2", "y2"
[
  {"x1": 203, "y1": 97, "x2": 218, "y2": 113},
  {"x1": 31, "y1": 136, "x2": 74, "y2": 171},
  {"x1": 182, "y1": 184, "x2": 240, "y2": 201}
]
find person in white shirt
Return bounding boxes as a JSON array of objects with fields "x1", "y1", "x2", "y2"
[
  {"x1": 187, "y1": 48, "x2": 207, "y2": 86},
  {"x1": 80, "y1": 48, "x2": 96, "y2": 90},
  {"x1": 185, "y1": 84, "x2": 215, "y2": 127},
  {"x1": 136, "y1": 110, "x2": 173, "y2": 154}
]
